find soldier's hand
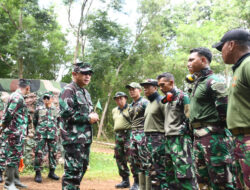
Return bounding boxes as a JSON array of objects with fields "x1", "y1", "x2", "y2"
[{"x1": 88, "y1": 112, "x2": 99, "y2": 124}]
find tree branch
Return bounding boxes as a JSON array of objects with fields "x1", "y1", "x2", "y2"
[{"x1": 0, "y1": 3, "x2": 18, "y2": 29}]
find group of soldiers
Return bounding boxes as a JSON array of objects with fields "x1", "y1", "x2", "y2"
[
  {"x1": 0, "y1": 28, "x2": 249, "y2": 190},
  {"x1": 0, "y1": 84, "x2": 60, "y2": 190},
  {"x1": 111, "y1": 29, "x2": 250, "y2": 190}
]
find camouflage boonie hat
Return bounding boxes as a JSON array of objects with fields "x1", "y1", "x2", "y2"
[
  {"x1": 125, "y1": 82, "x2": 142, "y2": 89},
  {"x1": 73, "y1": 62, "x2": 93, "y2": 73},
  {"x1": 113, "y1": 92, "x2": 128, "y2": 100},
  {"x1": 19, "y1": 79, "x2": 31, "y2": 87},
  {"x1": 140, "y1": 79, "x2": 158, "y2": 86}
]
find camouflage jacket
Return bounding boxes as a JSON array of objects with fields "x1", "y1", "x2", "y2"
[
  {"x1": 59, "y1": 82, "x2": 93, "y2": 145},
  {"x1": 189, "y1": 68, "x2": 228, "y2": 125},
  {"x1": 128, "y1": 97, "x2": 149, "y2": 129},
  {"x1": 2, "y1": 89, "x2": 29, "y2": 137},
  {"x1": 33, "y1": 104, "x2": 58, "y2": 139}
]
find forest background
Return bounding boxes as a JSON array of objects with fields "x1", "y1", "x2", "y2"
[{"x1": 0, "y1": 0, "x2": 249, "y2": 139}]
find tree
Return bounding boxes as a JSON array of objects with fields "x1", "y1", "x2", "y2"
[{"x1": 0, "y1": 0, "x2": 69, "y2": 79}]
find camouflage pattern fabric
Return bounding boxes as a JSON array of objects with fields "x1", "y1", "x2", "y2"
[
  {"x1": 0, "y1": 133, "x2": 7, "y2": 171},
  {"x1": 34, "y1": 138, "x2": 57, "y2": 171},
  {"x1": 146, "y1": 133, "x2": 168, "y2": 189},
  {"x1": 128, "y1": 97, "x2": 149, "y2": 175},
  {"x1": 114, "y1": 130, "x2": 135, "y2": 178},
  {"x1": 59, "y1": 82, "x2": 94, "y2": 189},
  {"x1": 165, "y1": 135, "x2": 199, "y2": 190},
  {"x1": 129, "y1": 129, "x2": 149, "y2": 175},
  {"x1": 233, "y1": 134, "x2": 250, "y2": 189},
  {"x1": 62, "y1": 143, "x2": 91, "y2": 190},
  {"x1": 0, "y1": 78, "x2": 66, "y2": 94},
  {"x1": 2, "y1": 89, "x2": 29, "y2": 168},
  {"x1": 193, "y1": 127, "x2": 235, "y2": 189}
]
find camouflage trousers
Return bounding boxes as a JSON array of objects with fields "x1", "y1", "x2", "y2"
[
  {"x1": 146, "y1": 132, "x2": 168, "y2": 189},
  {"x1": 62, "y1": 143, "x2": 91, "y2": 190},
  {"x1": 129, "y1": 128, "x2": 149, "y2": 175},
  {"x1": 0, "y1": 134, "x2": 7, "y2": 171},
  {"x1": 165, "y1": 135, "x2": 199, "y2": 190},
  {"x1": 193, "y1": 128, "x2": 235, "y2": 190},
  {"x1": 34, "y1": 138, "x2": 58, "y2": 171},
  {"x1": 233, "y1": 134, "x2": 250, "y2": 189},
  {"x1": 6, "y1": 135, "x2": 24, "y2": 168},
  {"x1": 114, "y1": 130, "x2": 137, "y2": 178}
]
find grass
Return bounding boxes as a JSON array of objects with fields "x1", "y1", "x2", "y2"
[{"x1": 20, "y1": 146, "x2": 119, "y2": 180}]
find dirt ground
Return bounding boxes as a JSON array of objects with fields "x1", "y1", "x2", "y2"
[
  {"x1": 0, "y1": 177, "x2": 130, "y2": 190},
  {"x1": 0, "y1": 142, "x2": 129, "y2": 190}
]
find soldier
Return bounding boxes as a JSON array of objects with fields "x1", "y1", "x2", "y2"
[
  {"x1": 59, "y1": 62, "x2": 99, "y2": 190},
  {"x1": 112, "y1": 92, "x2": 138, "y2": 190},
  {"x1": 0, "y1": 79, "x2": 30, "y2": 190},
  {"x1": 157, "y1": 72, "x2": 199, "y2": 189},
  {"x1": 187, "y1": 47, "x2": 235, "y2": 189},
  {"x1": 140, "y1": 79, "x2": 168, "y2": 190},
  {"x1": 213, "y1": 29, "x2": 250, "y2": 189},
  {"x1": 125, "y1": 82, "x2": 150, "y2": 190},
  {"x1": 33, "y1": 92, "x2": 60, "y2": 183}
]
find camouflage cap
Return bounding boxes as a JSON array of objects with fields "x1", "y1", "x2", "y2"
[
  {"x1": 113, "y1": 92, "x2": 128, "y2": 100},
  {"x1": 43, "y1": 91, "x2": 53, "y2": 98},
  {"x1": 73, "y1": 62, "x2": 93, "y2": 73},
  {"x1": 19, "y1": 79, "x2": 31, "y2": 87},
  {"x1": 125, "y1": 82, "x2": 142, "y2": 89},
  {"x1": 140, "y1": 79, "x2": 158, "y2": 86}
]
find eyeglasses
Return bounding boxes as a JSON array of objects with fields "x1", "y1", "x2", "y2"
[
  {"x1": 80, "y1": 71, "x2": 93, "y2": 76},
  {"x1": 43, "y1": 96, "x2": 50, "y2": 100}
]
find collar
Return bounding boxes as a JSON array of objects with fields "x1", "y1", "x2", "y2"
[
  {"x1": 118, "y1": 103, "x2": 128, "y2": 111},
  {"x1": 132, "y1": 97, "x2": 142, "y2": 106},
  {"x1": 147, "y1": 92, "x2": 159, "y2": 102},
  {"x1": 232, "y1": 53, "x2": 250, "y2": 72},
  {"x1": 15, "y1": 89, "x2": 24, "y2": 98},
  {"x1": 73, "y1": 82, "x2": 85, "y2": 92},
  {"x1": 198, "y1": 68, "x2": 213, "y2": 78}
]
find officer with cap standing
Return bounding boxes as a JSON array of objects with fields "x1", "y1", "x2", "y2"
[
  {"x1": 59, "y1": 62, "x2": 99, "y2": 190},
  {"x1": 140, "y1": 79, "x2": 168, "y2": 190},
  {"x1": 125, "y1": 82, "x2": 150, "y2": 190},
  {"x1": 33, "y1": 92, "x2": 60, "y2": 183},
  {"x1": 112, "y1": 92, "x2": 138, "y2": 190},
  {"x1": 213, "y1": 29, "x2": 250, "y2": 189},
  {"x1": 187, "y1": 47, "x2": 235, "y2": 189},
  {"x1": 1, "y1": 79, "x2": 31, "y2": 190}
]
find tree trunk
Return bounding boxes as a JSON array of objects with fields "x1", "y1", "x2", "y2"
[
  {"x1": 97, "y1": 88, "x2": 112, "y2": 138},
  {"x1": 18, "y1": 58, "x2": 23, "y2": 79}
]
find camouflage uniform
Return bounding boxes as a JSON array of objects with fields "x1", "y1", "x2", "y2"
[
  {"x1": 1, "y1": 89, "x2": 29, "y2": 168},
  {"x1": 128, "y1": 97, "x2": 149, "y2": 174},
  {"x1": 112, "y1": 102, "x2": 133, "y2": 179},
  {"x1": 143, "y1": 91, "x2": 168, "y2": 189},
  {"x1": 33, "y1": 103, "x2": 59, "y2": 171},
  {"x1": 0, "y1": 97, "x2": 7, "y2": 173},
  {"x1": 164, "y1": 88, "x2": 199, "y2": 190},
  {"x1": 59, "y1": 81, "x2": 94, "y2": 190},
  {"x1": 189, "y1": 69, "x2": 235, "y2": 189}
]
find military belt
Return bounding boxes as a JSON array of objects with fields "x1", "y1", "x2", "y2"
[
  {"x1": 145, "y1": 132, "x2": 165, "y2": 136},
  {"x1": 230, "y1": 127, "x2": 250, "y2": 135},
  {"x1": 191, "y1": 122, "x2": 219, "y2": 129},
  {"x1": 131, "y1": 127, "x2": 144, "y2": 131}
]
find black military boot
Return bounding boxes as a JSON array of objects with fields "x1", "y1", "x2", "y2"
[
  {"x1": 0, "y1": 170, "x2": 3, "y2": 183},
  {"x1": 115, "y1": 177, "x2": 130, "y2": 188},
  {"x1": 14, "y1": 167, "x2": 27, "y2": 188},
  {"x1": 48, "y1": 168, "x2": 59, "y2": 180},
  {"x1": 34, "y1": 171, "x2": 42, "y2": 183}
]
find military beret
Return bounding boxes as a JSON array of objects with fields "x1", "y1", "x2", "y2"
[
  {"x1": 125, "y1": 82, "x2": 142, "y2": 89},
  {"x1": 73, "y1": 62, "x2": 93, "y2": 73},
  {"x1": 140, "y1": 79, "x2": 158, "y2": 86},
  {"x1": 113, "y1": 92, "x2": 128, "y2": 100}
]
